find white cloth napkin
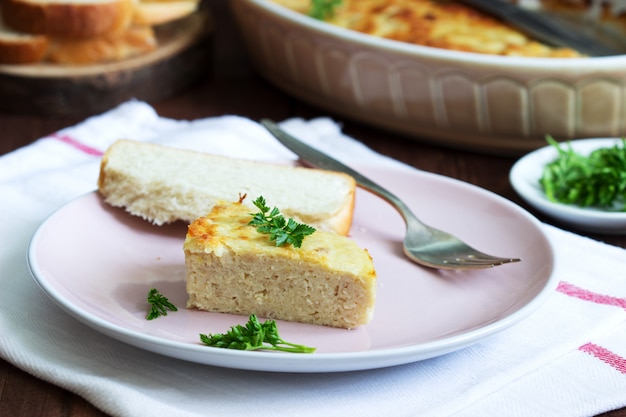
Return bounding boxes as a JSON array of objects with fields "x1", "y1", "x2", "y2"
[{"x1": 1, "y1": 100, "x2": 625, "y2": 417}]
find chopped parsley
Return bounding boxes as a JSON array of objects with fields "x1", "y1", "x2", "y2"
[
  {"x1": 200, "y1": 314, "x2": 316, "y2": 353},
  {"x1": 146, "y1": 288, "x2": 178, "y2": 320},
  {"x1": 539, "y1": 136, "x2": 626, "y2": 210},
  {"x1": 249, "y1": 196, "x2": 316, "y2": 248}
]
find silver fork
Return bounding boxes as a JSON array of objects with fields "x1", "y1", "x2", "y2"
[{"x1": 262, "y1": 119, "x2": 521, "y2": 270}]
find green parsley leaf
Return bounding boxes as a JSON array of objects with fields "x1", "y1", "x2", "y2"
[
  {"x1": 199, "y1": 314, "x2": 316, "y2": 353},
  {"x1": 249, "y1": 196, "x2": 316, "y2": 248},
  {"x1": 146, "y1": 288, "x2": 178, "y2": 320},
  {"x1": 539, "y1": 136, "x2": 626, "y2": 210},
  {"x1": 309, "y1": 0, "x2": 342, "y2": 20}
]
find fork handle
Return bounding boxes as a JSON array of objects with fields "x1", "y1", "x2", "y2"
[
  {"x1": 261, "y1": 119, "x2": 415, "y2": 224},
  {"x1": 294, "y1": 151, "x2": 415, "y2": 222}
]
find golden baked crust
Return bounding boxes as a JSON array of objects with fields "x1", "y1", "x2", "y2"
[
  {"x1": 184, "y1": 201, "x2": 377, "y2": 329},
  {"x1": 273, "y1": 0, "x2": 584, "y2": 57}
]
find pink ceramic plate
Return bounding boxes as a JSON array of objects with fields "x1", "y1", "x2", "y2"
[{"x1": 28, "y1": 165, "x2": 555, "y2": 373}]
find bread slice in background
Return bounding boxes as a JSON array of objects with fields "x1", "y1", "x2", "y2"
[
  {"x1": 45, "y1": 25, "x2": 157, "y2": 64},
  {"x1": 97, "y1": 139, "x2": 357, "y2": 236},
  {"x1": 0, "y1": 10, "x2": 48, "y2": 63},
  {"x1": 0, "y1": 0, "x2": 199, "y2": 64},
  {"x1": 0, "y1": 0, "x2": 135, "y2": 38}
]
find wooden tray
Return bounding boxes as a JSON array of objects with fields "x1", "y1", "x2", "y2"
[{"x1": 0, "y1": 10, "x2": 214, "y2": 116}]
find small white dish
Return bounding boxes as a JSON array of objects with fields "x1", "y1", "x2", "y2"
[{"x1": 510, "y1": 138, "x2": 626, "y2": 234}]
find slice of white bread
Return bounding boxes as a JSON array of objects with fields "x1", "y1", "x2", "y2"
[
  {"x1": 184, "y1": 200, "x2": 377, "y2": 329},
  {"x1": 0, "y1": 10, "x2": 48, "y2": 63},
  {"x1": 0, "y1": 0, "x2": 135, "y2": 38},
  {"x1": 97, "y1": 139, "x2": 357, "y2": 235},
  {"x1": 45, "y1": 25, "x2": 157, "y2": 64},
  {"x1": 0, "y1": 0, "x2": 198, "y2": 64}
]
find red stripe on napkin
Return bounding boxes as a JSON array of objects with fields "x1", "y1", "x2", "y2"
[
  {"x1": 557, "y1": 282, "x2": 626, "y2": 310},
  {"x1": 559, "y1": 282, "x2": 626, "y2": 373},
  {"x1": 579, "y1": 343, "x2": 626, "y2": 374},
  {"x1": 50, "y1": 133, "x2": 104, "y2": 157}
]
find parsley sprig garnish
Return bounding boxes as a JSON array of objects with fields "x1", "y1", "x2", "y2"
[
  {"x1": 249, "y1": 196, "x2": 316, "y2": 248},
  {"x1": 146, "y1": 288, "x2": 178, "y2": 320},
  {"x1": 540, "y1": 136, "x2": 626, "y2": 210},
  {"x1": 309, "y1": 0, "x2": 342, "y2": 20},
  {"x1": 199, "y1": 314, "x2": 316, "y2": 353}
]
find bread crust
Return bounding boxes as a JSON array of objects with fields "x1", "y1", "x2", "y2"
[
  {"x1": 0, "y1": 32, "x2": 48, "y2": 63},
  {"x1": 45, "y1": 25, "x2": 156, "y2": 64},
  {"x1": 97, "y1": 139, "x2": 356, "y2": 235},
  {"x1": 0, "y1": 0, "x2": 205, "y2": 64},
  {"x1": 1, "y1": 0, "x2": 134, "y2": 37}
]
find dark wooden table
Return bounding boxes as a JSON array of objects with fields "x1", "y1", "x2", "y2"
[{"x1": 1, "y1": 2, "x2": 624, "y2": 416}]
